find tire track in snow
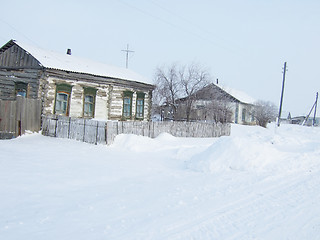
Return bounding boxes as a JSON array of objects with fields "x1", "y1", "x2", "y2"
[{"x1": 155, "y1": 170, "x2": 320, "y2": 240}]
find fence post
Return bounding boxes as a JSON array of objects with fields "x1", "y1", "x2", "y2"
[
  {"x1": 104, "y1": 122, "x2": 108, "y2": 145},
  {"x1": 54, "y1": 117, "x2": 57, "y2": 137},
  {"x1": 18, "y1": 120, "x2": 21, "y2": 136},
  {"x1": 67, "y1": 117, "x2": 70, "y2": 139},
  {"x1": 83, "y1": 119, "x2": 86, "y2": 142},
  {"x1": 95, "y1": 120, "x2": 99, "y2": 145}
]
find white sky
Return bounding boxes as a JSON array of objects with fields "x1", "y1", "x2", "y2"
[{"x1": 1, "y1": 0, "x2": 319, "y2": 117}]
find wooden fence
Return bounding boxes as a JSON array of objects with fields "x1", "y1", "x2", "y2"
[
  {"x1": 0, "y1": 97, "x2": 41, "y2": 138},
  {"x1": 42, "y1": 115, "x2": 231, "y2": 145}
]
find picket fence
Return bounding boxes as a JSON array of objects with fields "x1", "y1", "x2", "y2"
[{"x1": 42, "y1": 115, "x2": 231, "y2": 145}]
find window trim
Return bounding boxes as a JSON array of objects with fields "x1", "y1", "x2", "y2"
[
  {"x1": 83, "y1": 87, "x2": 97, "y2": 118},
  {"x1": 242, "y1": 108, "x2": 246, "y2": 122},
  {"x1": 15, "y1": 82, "x2": 28, "y2": 98},
  {"x1": 54, "y1": 84, "x2": 72, "y2": 116},
  {"x1": 122, "y1": 91, "x2": 133, "y2": 120},
  {"x1": 135, "y1": 92, "x2": 145, "y2": 120},
  {"x1": 55, "y1": 92, "x2": 70, "y2": 115},
  {"x1": 235, "y1": 103, "x2": 239, "y2": 124}
]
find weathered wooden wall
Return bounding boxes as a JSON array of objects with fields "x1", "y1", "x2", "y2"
[
  {"x1": 0, "y1": 69, "x2": 41, "y2": 100},
  {"x1": 0, "y1": 43, "x2": 41, "y2": 68},
  {"x1": 0, "y1": 43, "x2": 42, "y2": 100},
  {"x1": 42, "y1": 115, "x2": 231, "y2": 145},
  {"x1": 0, "y1": 97, "x2": 42, "y2": 138}
]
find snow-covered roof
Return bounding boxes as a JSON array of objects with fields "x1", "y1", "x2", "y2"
[
  {"x1": 215, "y1": 84, "x2": 256, "y2": 104},
  {"x1": 10, "y1": 40, "x2": 152, "y2": 85}
]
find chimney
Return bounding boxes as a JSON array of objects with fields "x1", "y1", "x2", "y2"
[
  {"x1": 216, "y1": 78, "x2": 219, "y2": 84},
  {"x1": 66, "y1": 48, "x2": 71, "y2": 55}
]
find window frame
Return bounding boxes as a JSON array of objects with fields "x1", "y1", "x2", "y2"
[
  {"x1": 83, "y1": 87, "x2": 97, "y2": 118},
  {"x1": 235, "y1": 103, "x2": 239, "y2": 124},
  {"x1": 55, "y1": 92, "x2": 70, "y2": 115},
  {"x1": 122, "y1": 91, "x2": 133, "y2": 120},
  {"x1": 15, "y1": 82, "x2": 28, "y2": 98},
  {"x1": 135, "y1": 92, "x2": 145, "y2": 120},
  {"x1": 242, "y1": 108, "x2": 246, "y2": 122},
  {"x1": 54, "y1": 84, "x2": 72, "y2": 116}
]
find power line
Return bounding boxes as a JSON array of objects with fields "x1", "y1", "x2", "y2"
[
  {"x1": 0, "y1": 18, "x2": 41, "y2": 47},
  {"x1": 118, "y1": 0, "x2": 245, "y2": 57},
  {"x1": 149, "y1": 0, "x2": 228, "y2": 45},
  {"x1": 116, "y1": 0, "x2": 237, "y2": 54}
]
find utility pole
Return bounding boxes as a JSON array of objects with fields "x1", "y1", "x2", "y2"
[
  {"x1": 313, "y1": 92, "x2": 318, "y2": 126},
  {"x1": 302, "y1": 92, "x2": 318, "y2": 126},
  {"x1": 277, "y1": 62, "x2": 287, "y2": 127},
  {"x1": 121, "y1": 44, "x2": 134, "y2": 69}
]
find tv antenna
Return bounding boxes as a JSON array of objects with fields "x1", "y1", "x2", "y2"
[{"x1": 121, "y1": 44, "x2": 134, "y2": 69}]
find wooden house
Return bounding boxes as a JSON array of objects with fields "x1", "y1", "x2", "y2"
[
  {"x1": 161, "y1": 83, "x2": 256, "y2": 125},
  {"x1": 0, "y1": 39, "x2": 154, "y2": 121}
]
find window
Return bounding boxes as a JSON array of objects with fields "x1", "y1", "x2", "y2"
[
  {"x1": 251, "y1": 111, "x2": 255, "y2": 122},
  {"x1": 55, "y1": 92, "x2": 69, "y2": 115},
  {"x1": 136, "y1": 92, "x2": 145, "y2": 119},
  {"x1": 83, "y1": 87, "x2": 97, "y2": 118},
  {"x1": 123, "y1": 91, "x2": 133, "y2": 119},
  {"x1": 242, "y1": 108, "x2": 246, "y2": 122},
  {"x1": 84, "y1": 95, "x2": 94, "y2": 117},
  {"x1": 235, "y1": 104, "x2": 239, "y2": 124},
  {"x1": 15, "y1": 82, "x2": 28, "y2": 98},
  {"x1": 54, "y1": 84, "x2": 72, "y2": 116}
]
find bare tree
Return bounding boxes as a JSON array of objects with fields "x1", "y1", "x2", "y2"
[
  {"x1": 179, "y1": 63, "x2": 211, "y2": 121},
  {"x1": 154, "y1": 63, "x2": 212, "y2": 121},
  {"x1": 252, "y1": 100, "x2": 278, "y2": 127},
  {"x1": 153, "y1": 64, "x2": 181, "y2": 120},
  {"x1": 207, "y1": 100, "x2": 233, "y2": 123}
]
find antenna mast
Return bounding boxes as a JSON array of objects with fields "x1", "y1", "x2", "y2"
[{"x1": 121, "y1": 44, "x2": 134, "y2": 69}]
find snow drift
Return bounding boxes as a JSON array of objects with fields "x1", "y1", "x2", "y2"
[
  {"x1": 1, "y1": 123, "x2": 320, "y2": 240},
  {"x1": 187, "y1": 124, "x2": 320, "y2": 173}
]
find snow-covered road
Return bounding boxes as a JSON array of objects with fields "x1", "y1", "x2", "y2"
[{"x1": 0, "y1": 124, "x2": 319, "y2": 239}]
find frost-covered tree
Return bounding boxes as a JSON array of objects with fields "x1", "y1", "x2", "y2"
[{"x1": 252, "y1": 100, "x2": 278, "y2": 127}]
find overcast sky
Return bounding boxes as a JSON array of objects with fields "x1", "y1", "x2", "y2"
[{"x1": 1, "y1": 0, "x2": 319, "y2": 117}]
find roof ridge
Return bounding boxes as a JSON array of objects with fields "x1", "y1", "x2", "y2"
[{"x1": 5, "y1": 40, "x2": 152, "y2": 85}]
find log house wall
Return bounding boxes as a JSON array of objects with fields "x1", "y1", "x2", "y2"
[
  {"x1": 42, "y1": 73, "x2": 152, "y2": 121},
  {"x1": 0, "y1": 41, "x2": 154, "y2": 121}
]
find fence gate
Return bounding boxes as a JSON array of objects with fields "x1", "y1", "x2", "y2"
[{"x1": 0, "y1": 97, "x2": 41, "y2": 139}]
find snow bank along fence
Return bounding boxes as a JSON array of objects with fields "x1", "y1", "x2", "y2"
[
  {"x1": 0, "y1": 97, "x2": 41, "y2": 139},
  {"x1": 42, "y1": 115, "x2": 231, "y2": 145}
]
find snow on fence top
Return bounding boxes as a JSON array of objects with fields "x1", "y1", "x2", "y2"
[{"x1": 13, "y1": 40, "x2": 152, "y2": 85}]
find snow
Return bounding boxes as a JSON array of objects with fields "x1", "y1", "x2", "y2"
[
  {"x1": 216, "y1": 84, "x2": 256, "y2": 104},
  {"x1": 14, "y1": 40, "x2": 152, "y2": 85},
  {"x1": 1, "y1": 124, "x2": 320, "y2": 239}
]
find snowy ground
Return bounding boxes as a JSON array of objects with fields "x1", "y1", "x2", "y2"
[{"x1": 1, "y1": 123, "x2": 320, "y2": 240}]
